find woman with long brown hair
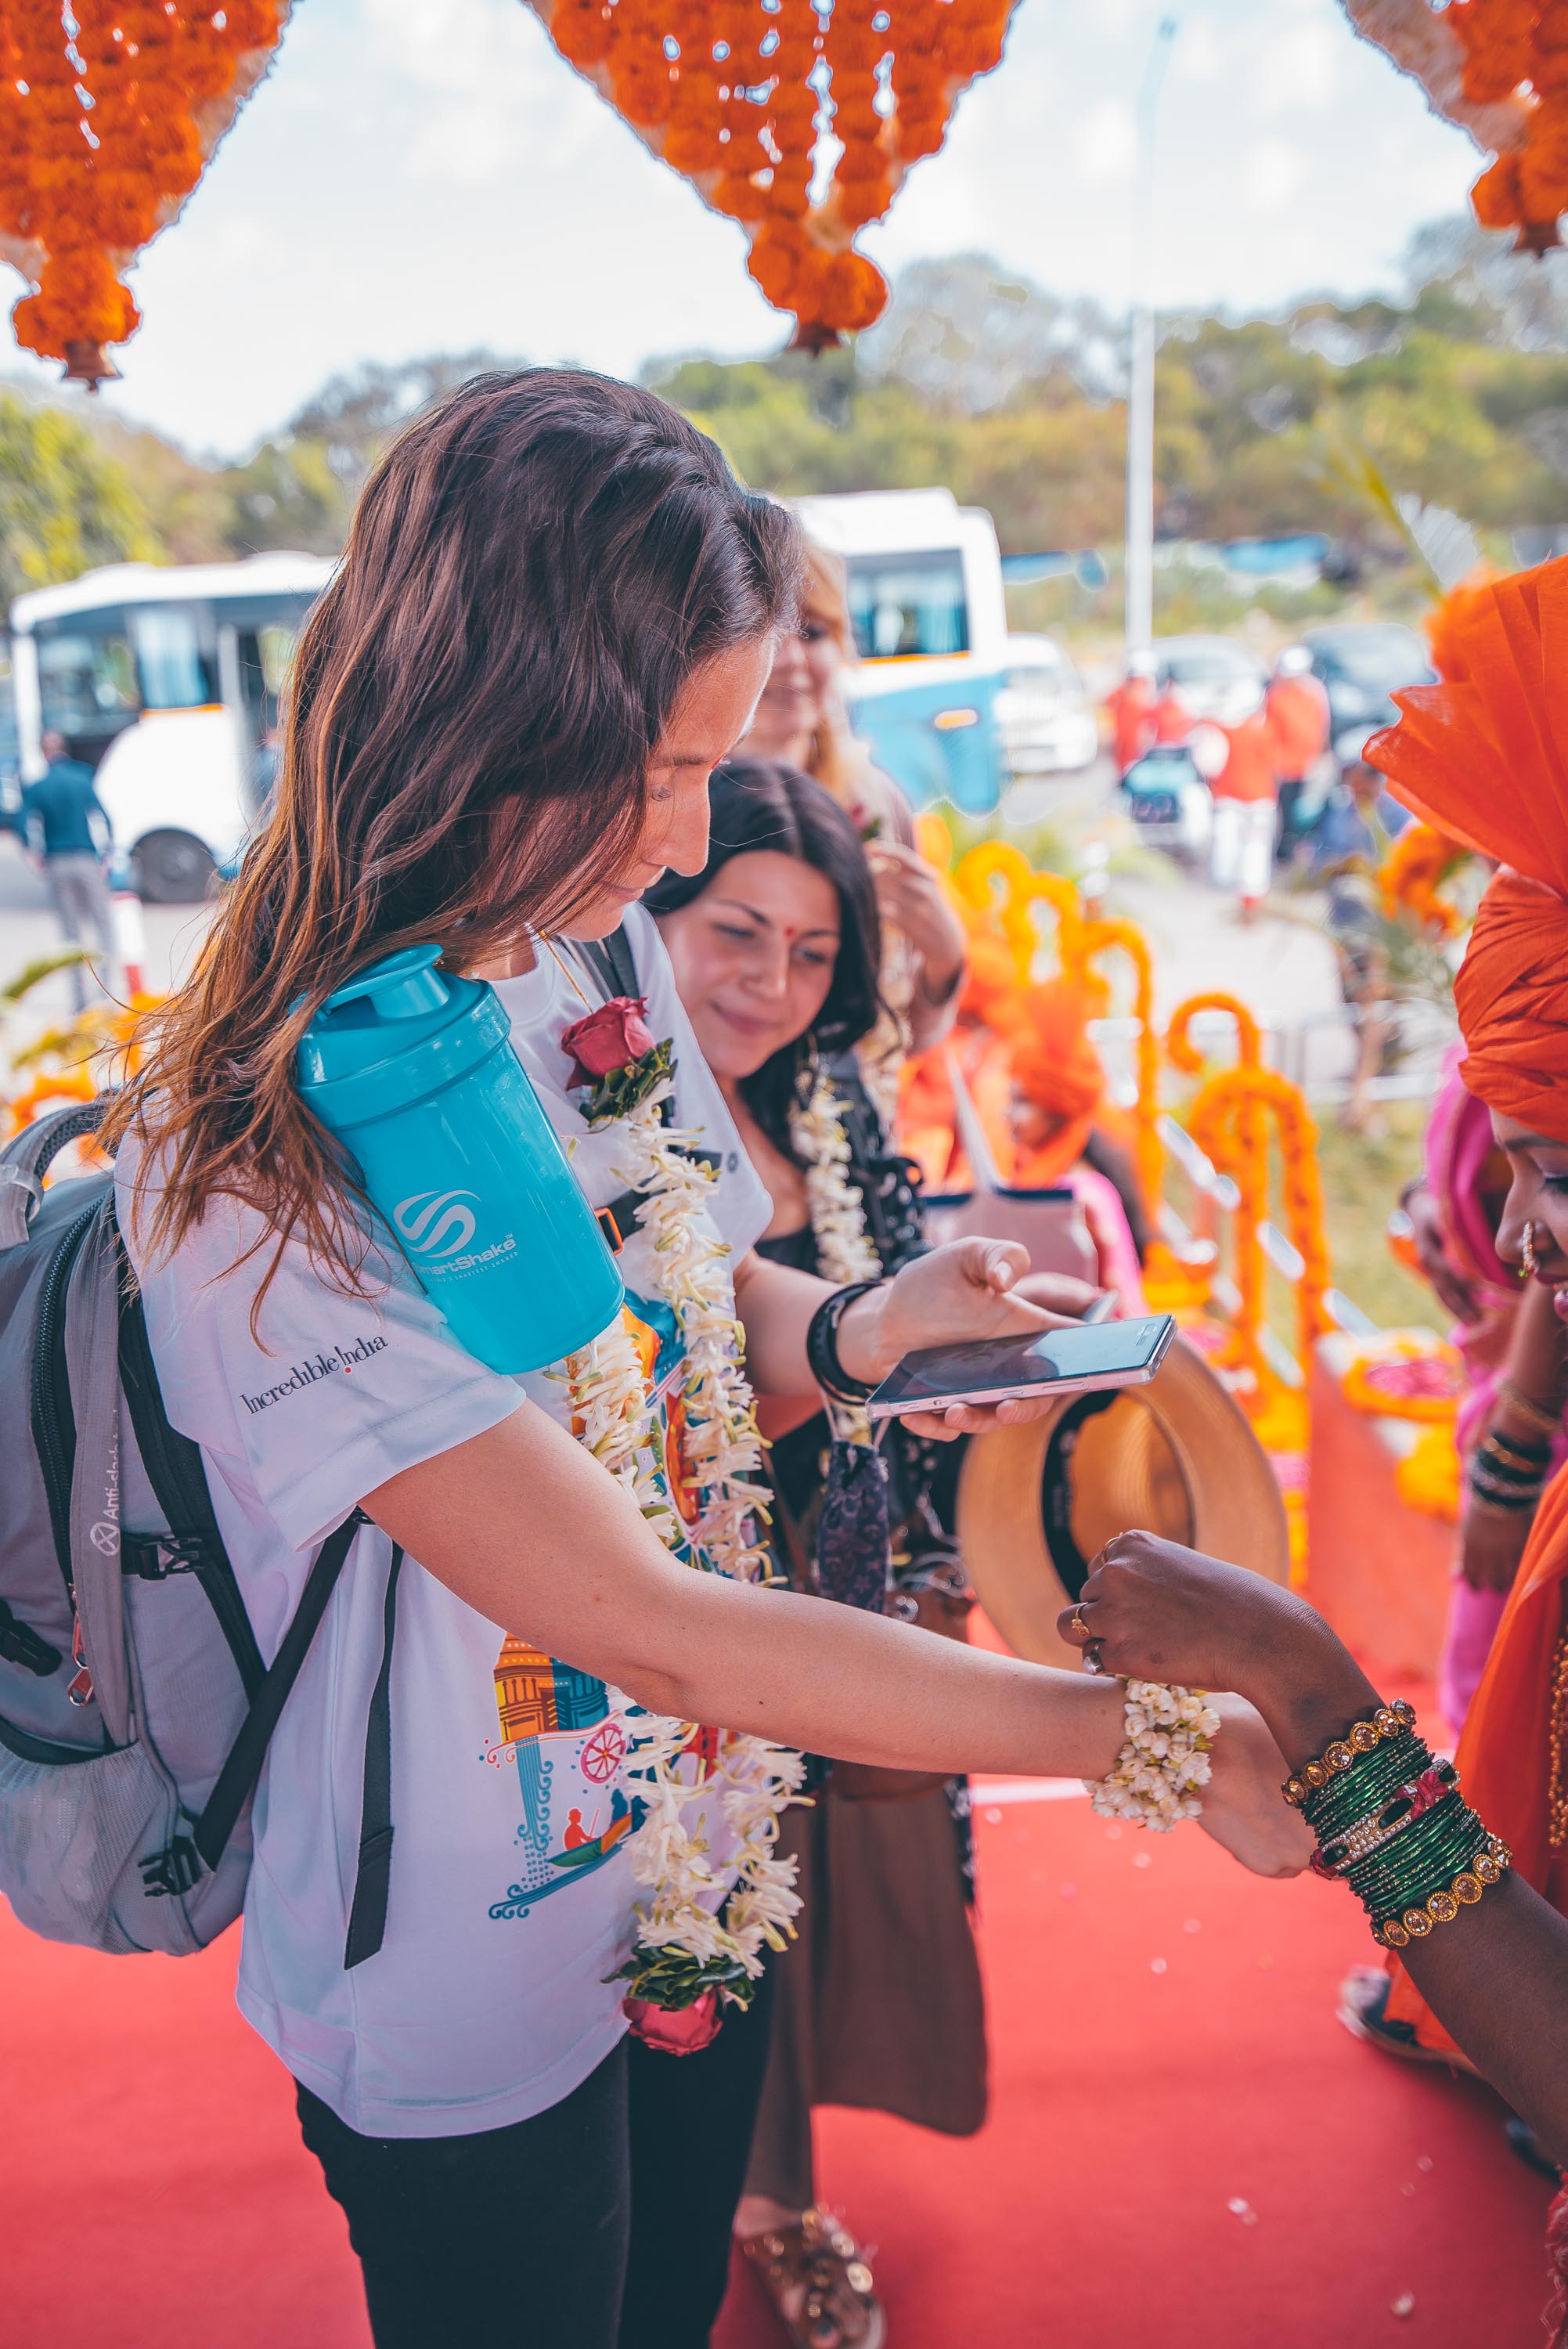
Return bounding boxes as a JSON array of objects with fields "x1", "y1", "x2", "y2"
[{"x1": 106, "y1": 370, "x2": 1300, "y2": 2347}]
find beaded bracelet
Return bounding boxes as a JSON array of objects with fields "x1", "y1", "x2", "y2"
[
  {"x1": 805, "y1": 1280, "x2": 882, "y2": 1407},
  {"x1": 1282, "y1": 1701, "x2": 1416, "y2": 1810}
]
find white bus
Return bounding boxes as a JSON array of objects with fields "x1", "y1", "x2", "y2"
[
  {"x1": 793, "y1": 488, "x2": 1011, "y2": 810},
  {"x1": 6, "y1": 552, "x2": 333, "y2": 899}
]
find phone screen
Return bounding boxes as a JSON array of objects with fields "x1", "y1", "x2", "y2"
[{"x1": 867, "y1": 1314, "x2": 1174, "y2": 1416}]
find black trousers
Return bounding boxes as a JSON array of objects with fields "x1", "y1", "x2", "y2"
[{"x1": 296, "y1": 1968, "x2": 773, "y2": 2349}]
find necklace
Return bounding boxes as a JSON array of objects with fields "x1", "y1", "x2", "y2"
[{"x1": 566, "y1": 1055, "x2": 806, "y2": 2017}]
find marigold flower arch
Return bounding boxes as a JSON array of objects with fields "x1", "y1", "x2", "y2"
[
  {"x1": 0, "y1": 1, "x2": 291, "y2": 387},
  {"x1": 521, "y1": 0, "x2": 1020, "y2": 345}
]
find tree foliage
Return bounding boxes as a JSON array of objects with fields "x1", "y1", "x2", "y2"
[
  {"x1": 11, "y1": 221, "x2": 1568, "y2": 601},
  {"x1": 0, "y1": 391, "x2": 159, "y2": 605}
]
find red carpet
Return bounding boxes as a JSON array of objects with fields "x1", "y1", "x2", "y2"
[{"x1": 1, "y1": 1795, "x2": 1552, "y2": 2349}]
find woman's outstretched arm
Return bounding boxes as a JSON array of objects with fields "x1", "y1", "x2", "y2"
[{"x1": 362, "y1": 1406, "x2": 1310, "y2": 1878}]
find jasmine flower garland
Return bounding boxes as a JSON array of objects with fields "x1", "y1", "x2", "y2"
[
  {"x1": 564, "y1": 1052, "x2": 806, "y2": 2014},
  {"x1": 1089, "y1": 1680, "x2": 1221, "y2": 1832},
  {"x1": 788, "y1": 1065, "x2": 881, "y2": 1288}
]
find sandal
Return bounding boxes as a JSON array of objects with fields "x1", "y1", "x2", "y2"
[
  {"x1": 1336, "y1": 1966, "x2": 1479, "y2": 2074},
  {"x1": 741, "y1": 2206, "x2": 887, "y2": 2349}
]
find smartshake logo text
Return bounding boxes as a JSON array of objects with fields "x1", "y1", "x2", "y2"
[
  {"x1": 241, "y1": 1333, "x2": 389, "y2": 1416},
  {"x1": 392, "y1": 1187, "x2": 515, "y2": 1279}
]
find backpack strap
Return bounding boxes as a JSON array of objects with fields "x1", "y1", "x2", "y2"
[
  {"x1": 574, "y1": 925, "x2": 639, "y2": 1001},
  {"x1": 343, "y1": 1544, "x2": 405, "y2": 1969},
  {"x1": 193, "y1": 1510, "x2": 365, "y2": 1872},
  {"x1": 117, "y1": 1279, "x2": 267, "y2": 1700},
  {"x1": 0, "y1": 1096, "x2": 106, "y2": 1249}
]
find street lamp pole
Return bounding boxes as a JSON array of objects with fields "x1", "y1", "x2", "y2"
[{"x1": 1124, "y1": 14, "x2": 1177, "y2": 661}]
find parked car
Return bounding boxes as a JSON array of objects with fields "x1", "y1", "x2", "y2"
[
  {"x1": 1118, "y1": 743, "x2": 1213, "y2": 858},
  {"x1": 1152, "y1": 634, "x2": 1267, "y2": 727},
  {"x1": 1299, "y1": 621, "x2": 1436, "y2": 735},
  {"x1": 993, "y1": 633, "x2": 1098, "y2": 775}
]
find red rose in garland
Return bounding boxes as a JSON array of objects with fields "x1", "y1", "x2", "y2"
[
  {"x1": 561, "y1": 994, "x2": 672, "y2": 1129},
  {"x1": 561, "y1": 994, "x2": 658, "y2": 1085}
]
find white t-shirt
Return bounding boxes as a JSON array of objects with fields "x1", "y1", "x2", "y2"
[{"x1": 117, "y1": 907, "x2": 771, "y2": 2138}]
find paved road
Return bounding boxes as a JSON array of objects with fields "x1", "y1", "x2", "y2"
[
  {"x1": 0, "y1": 763, "x2": 1359, "y2": 1088},
  {"x1": 0, "y1": 833, "x2": 211, "y2": 1028}
]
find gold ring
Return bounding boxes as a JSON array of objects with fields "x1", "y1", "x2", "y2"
[
  {"x1": 1069, "y1": 1604, "x2": 1090, "y2": 1641},
  {"x1": 1523, "y1": 1220, "x2": 1541, "y2": 1280}
]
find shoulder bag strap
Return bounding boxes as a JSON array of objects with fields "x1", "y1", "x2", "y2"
[
  {"x1": 575, "y1": 923, "x2": 639, "y2": 1001},
  {"x1": 117, "y1": 1276, "x2": 268, "y2": 1700},
  {"x1": 343, "y1": 1544, "x2": 405, "y2": 1969},
  {"x1": 193, "y1": 1510, "x2": 365, "y2": 1871}
]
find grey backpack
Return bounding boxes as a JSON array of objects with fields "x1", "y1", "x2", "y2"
[{"x1": 0, "y1": 1098, "x2": 398, "y2": 1963}]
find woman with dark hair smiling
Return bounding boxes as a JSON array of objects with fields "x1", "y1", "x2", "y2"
[
  {"x1": 96, "y1": 372, "x2": 1303, "y2": 2348},
  {"x1": 651, "y1": 759, "x2": 1055, "y2": 2349}
]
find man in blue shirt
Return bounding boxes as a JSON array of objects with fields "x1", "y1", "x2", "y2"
[{"x1": 20, "y1": 731, "x2": 120, "y2": 1012}]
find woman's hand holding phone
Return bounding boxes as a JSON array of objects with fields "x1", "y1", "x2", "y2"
[{"x1": 836, "y1": 1241, "x2": 1090, "y2": 1440}]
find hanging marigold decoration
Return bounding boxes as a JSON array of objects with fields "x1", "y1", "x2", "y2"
[
  {"x1": 0, "y1": 2, "x2": 291, "y2": 387},
  {"x1": 1339, "y1": 0, "x2": 1562, "y2": 251},
  {"x1": 521, "y1": 0, "x2": 1020, "y2": 345}
]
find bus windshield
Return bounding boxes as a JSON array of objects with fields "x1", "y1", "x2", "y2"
[{"x1": 845, "y1": 550, "x2": 969, "y2": 660}]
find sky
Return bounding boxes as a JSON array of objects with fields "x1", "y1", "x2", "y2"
[{"x1": 0, "y1": 0, "x2": 1491, "y2": 458}]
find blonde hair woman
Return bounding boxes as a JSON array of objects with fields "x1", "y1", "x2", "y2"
[{"x1": 740, "y1": 538, "x2": 968, "y2": 1088}]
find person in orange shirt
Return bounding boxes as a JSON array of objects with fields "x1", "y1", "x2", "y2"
[
  {"x1": 1147, "y1": 677, "x2": 1194, "y2": 747},
  {"x1": 1106, "y1": 655, "x2": 1158, "y2": 773},
  {"x1": 1208, "y1": 702, "x2": 1278, "y2": 921},
  {"x1": 1266, "y1": 646, "x2": 1333, "y2": 859}
]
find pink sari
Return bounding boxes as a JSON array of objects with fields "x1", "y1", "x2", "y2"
[{"x1": 1426, "y1": 1053, "x2": 1568, "y2": 1727}]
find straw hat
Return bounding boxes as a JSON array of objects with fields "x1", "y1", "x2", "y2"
[{"x1": 954, "y1": 1333, "x2": 1288, "y2": 1669}]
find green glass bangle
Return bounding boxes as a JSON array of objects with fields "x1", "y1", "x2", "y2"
[
  {"x1": 1345, "y1": 1804, "x2": 1481, "y2": 1900},
  {"x1": 1347, "y1": 1808, "x2": 1487, "y2": 1918},
  {"x1": 1306, "y1": 1737, "x2": 1431, "y2": 1835},
  {"x1": 1348, "y1": 1800, "x2": 1480, "y2": 1893}
]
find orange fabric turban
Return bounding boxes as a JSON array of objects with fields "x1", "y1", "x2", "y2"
[
  {"x1": 1367, "y1": 554, "x2": 1568, "y2": 1146},
  {"x1": 1009, "y1": 977, "x2": 1105, "y2": 1185}
]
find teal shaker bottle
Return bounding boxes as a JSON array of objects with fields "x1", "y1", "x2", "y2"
[{"x1": 297, "y1": 944, "x2": 624, "y2": 1373}]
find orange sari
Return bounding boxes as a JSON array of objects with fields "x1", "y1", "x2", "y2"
[{"x1": 1386, "y1": 1466, "x2": 1568, "y2": 2045}]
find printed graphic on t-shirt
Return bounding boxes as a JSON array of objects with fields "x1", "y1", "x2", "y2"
[{"x1": 484, "y1": 1286, "x2": 703, "y2": 1922}]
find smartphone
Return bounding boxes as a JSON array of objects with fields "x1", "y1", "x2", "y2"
[{"x1": 863, "y1": 1312, "x2": 1177, "y2": 1420}]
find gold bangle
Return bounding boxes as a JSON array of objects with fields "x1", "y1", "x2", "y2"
[
  {"x1": 1497, "y1": 1381, "x2": 1561, "y2": 1442},
  {"x1": 1282, "y1": 1699, "x2": 1417, "y2": 1808},
  {"x1": 1373, "y1": 1835, "x2": 1512, "y2": 1949},
  {"x1": 1478, "y1": 1431, "x2": 1552, "y2": 1475}
]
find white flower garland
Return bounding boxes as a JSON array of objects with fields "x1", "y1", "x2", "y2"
[
  {"x1": 788, "y1": 1064, "x2": 881, "y2": 1287},
  {"x1": 1088, "y1": 1680, "x2": 1220, "y2": 1832},
  {"x1": 567, "y1": 1071, "x2": 806, "y2": 2002}
]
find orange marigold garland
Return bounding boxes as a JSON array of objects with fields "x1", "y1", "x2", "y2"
[
  {"x1": 525, "y1": 0, "x2": 1020, "y2": 344},
  {"x1": 1188, "y1": 1063, "x2": 1333, "y2": 1385},
  {"x1": 1376, "y1": 822, "x2": 1472, "y2": 942},
  {"x1": 0, "y1": 2, "x2": 290, "y2": 385}
]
